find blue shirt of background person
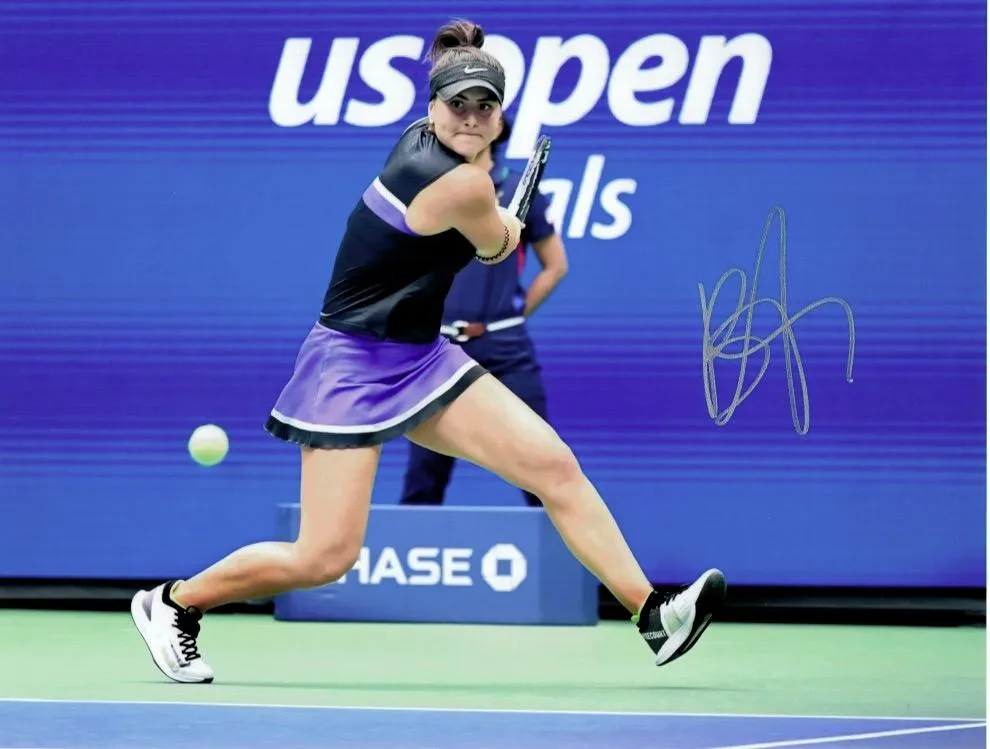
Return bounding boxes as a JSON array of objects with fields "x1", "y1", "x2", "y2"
[
  {"x1": 443, "y1": 161, "x2": 556, "y2": 333},
  {"x1": 400, "y1": 116, "x2": 570, "y2": 507}
]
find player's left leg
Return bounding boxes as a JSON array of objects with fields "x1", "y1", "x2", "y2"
[{"x1": 494, "y1": 367, "x2": 548, "y2": 508}]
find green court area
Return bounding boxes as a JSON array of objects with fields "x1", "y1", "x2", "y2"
[{"x1": 0, "y1": 610, "x2": 983, "y2": 719}]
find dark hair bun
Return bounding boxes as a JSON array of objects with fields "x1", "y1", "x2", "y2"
[{"x1": 427, "y1": 19, "x2": 485, "y2": 63}]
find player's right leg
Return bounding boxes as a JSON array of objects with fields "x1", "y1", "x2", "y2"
[{"x1": 130, "y1": 444, "x2": 380, "y2": 683}]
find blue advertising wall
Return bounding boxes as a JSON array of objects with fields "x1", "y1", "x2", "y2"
[{"x1": 1, "y1": 0, "x2": 985, "y2": 588}]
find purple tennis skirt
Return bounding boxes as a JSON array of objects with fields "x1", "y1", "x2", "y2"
[{"x1": 265, "y1": 322, "x2": 488, "y2": 448}]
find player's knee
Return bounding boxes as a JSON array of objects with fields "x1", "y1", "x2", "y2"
[
  {"x1": 527, "y1": 444, "x2": 584, "y2": 499},
  {"x1": 292, "y1": 539, "x2": 361, "y2": 588}
]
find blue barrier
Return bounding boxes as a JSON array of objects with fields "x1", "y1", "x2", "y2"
[
  {"x1": 273, "y1": 505, "x2": 599, "y2": 625},
  {"x1": 0, "y1": 1, "x2": 985, "y2": 590}
]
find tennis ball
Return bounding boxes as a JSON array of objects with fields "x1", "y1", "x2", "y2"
[{"x1": 188, "y1": 424, "x2": 229, "y2": 467}]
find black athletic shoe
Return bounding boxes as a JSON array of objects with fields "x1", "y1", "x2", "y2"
[{"x1": 636, "y1": 568, "x2": 727, "y2": 666}]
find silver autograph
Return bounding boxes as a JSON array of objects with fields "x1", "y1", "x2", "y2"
[{"x1": 698, "y1": 205, "x2": 856, "y2": 435}]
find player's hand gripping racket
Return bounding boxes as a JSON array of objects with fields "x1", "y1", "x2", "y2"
[{"x1": 507, "y1": 135, "x2": 551, "y2": 222}]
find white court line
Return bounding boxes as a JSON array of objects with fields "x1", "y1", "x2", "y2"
[
  {"x1": 704, "y1": 721, "x2": 986, "y2": 749},
  {"x1": 0, "y1": 697, "x2": 983, "y2": 723}
]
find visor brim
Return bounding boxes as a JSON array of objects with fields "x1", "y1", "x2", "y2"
[{"x1": 435, "y1": 79, "x2": 503, "y2": 103}]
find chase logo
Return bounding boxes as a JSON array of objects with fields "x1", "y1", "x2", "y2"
[
  {"x1": 336, "y1": 543, "x2": 529, "y2": 591},
  {"x1": 481, "y1": 543, "x2": 528, "y2": 593}
]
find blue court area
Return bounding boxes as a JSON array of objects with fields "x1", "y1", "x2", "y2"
[{"x1": 0, "y1": 700, "x2": 984, "y2": 749}]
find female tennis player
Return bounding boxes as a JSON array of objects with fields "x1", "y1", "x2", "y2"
[{"x1": 130, "y1": 19, "x2": 726, "y2": 684}]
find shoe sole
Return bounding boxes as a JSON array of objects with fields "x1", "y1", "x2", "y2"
[
  {"x1": 129, "y1": 590, "x2": 214, "y2": 684},
  {"x1": 656, "y1": 569, "x2": 727, "y2": 667}
]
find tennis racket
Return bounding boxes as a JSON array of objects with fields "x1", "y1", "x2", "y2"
[{"x1": 506, "y1": 134, "x2": 551, "y2": 222}]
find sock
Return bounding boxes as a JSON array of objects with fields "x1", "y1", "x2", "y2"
[{"x1": 168, "y1": 580, "x2": 188, "y2": 609}]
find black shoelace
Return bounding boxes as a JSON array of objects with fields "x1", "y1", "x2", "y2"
[{"x1": 173, "y1": 608, "x2": 203, "y2": 663}]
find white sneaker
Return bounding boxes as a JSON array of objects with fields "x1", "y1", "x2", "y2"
[
  {"x1": 636, "y1": 568, "x2": 727, "y2": 666},
  {"x1": 130, "y1": 582, "x2": 214, "y2": 683}
]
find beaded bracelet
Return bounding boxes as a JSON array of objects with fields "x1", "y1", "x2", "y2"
[{"x1": 476, "y1": 224, "x2": 511, "y2": 264}]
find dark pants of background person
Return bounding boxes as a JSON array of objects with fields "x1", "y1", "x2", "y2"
[{"x1": 400, "y1": 332, "x2": 547, "y2": 508}]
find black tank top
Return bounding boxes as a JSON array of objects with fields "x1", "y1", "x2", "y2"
[{"x1": 319, "y1": 118, "x2": 479, "y2": 343}]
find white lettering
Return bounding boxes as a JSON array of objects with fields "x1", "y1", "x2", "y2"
[
  {"x1": 335, "y1": 547, "x2": 477, "y2": 587},
  {"x1": 406, "y1": 547, "x2": 441, "y2": 586},
  {"x1": 567, "y1": 154, "x2": 604, "y2": 239},
  {"x1": 441, "y1": 548, "x2": 473, "y2": 586},
  {"x1": 608, "y1": 34, "x2": 690, "y2": 126},
  {"x1": 337, "y1": 546, "x2": 370, "y2": 584},
  {"x1": 269, "y1": 37, "x2": 358, "y2": 127},
  {"x1": 370, "y1": 546, "x2": 407, "y2": 585},
  {"x1": 593, "y1": 177, "x2": 637, "y2": 240},
  {"x1": 539, "y1": 179, "x2": 573, "y2": 235},
  {"x1": 507, "y1": 35, "x2": 610, "y2": 159},
  {"x1": 539, "y1": 156, "x2": 637, "y2": 241},
  {"x1": 270, "y1": 32, "x2": 772, "y2": 142},
  {"x1": 268, "y1": 32, "x2": 772, "y2": 242},
  {"x1": 481, "y1": 34, "x2": 526, "y2": 109},
  {"x1": 680, "y1": 33, "x2": 773, "y2": 124},
  {"x1": 344, "y1": 36, "x2": 423, "y2": 126}
]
